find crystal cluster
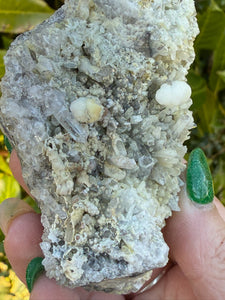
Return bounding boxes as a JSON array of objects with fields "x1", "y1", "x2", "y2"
[{"x1": 0, "y1": 0, "x2": 199, "y2": 294}]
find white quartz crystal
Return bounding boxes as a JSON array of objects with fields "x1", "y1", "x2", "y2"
[{"x1": 0, "y1": 0, "x2": 199, "y2": 294}]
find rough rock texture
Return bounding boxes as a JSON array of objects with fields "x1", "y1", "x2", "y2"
[{"x1": 0, "y1": 0, "x2": 199, "y2": 294}]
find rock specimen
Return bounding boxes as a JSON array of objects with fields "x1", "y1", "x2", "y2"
[{"x1": 0, "y1": 0, "x2": 199, "y2": 294}]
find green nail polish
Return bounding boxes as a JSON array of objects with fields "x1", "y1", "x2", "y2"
[
  {"x1": 26, "y1": 257, "x2": 44, "y2": 293},
  {"x1": 186, "y1": 148, "x2": 214, "y2": 204},
  {"x1": 4, "y1": 136, "x2": 13, "y2": 154}
]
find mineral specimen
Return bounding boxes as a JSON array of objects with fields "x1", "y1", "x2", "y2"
[{"x1": 0, "y1": 0, "x2": 199, "y2": 294}]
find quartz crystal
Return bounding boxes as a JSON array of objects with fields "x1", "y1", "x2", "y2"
[{"x1": 0, "y1": 0, "x2": 199, "y2": 294}]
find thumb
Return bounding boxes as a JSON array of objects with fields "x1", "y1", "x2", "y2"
[{"x1": 165, "y1": 149, "x2": 225, "y2": 300}]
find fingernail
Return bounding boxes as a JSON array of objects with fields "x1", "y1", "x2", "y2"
[
  {"x1": 0, "y1": 198, "x2": 35, "y2": 235},
  {"x1": 26, "y1": 257, "x2": 45, "y2": 293},
  {"x1": 186, "y1": 148, "x2": 214, "y2": 205},
  {"x1": 4, "y1": 136, "x2": 13, "y2": 154}
]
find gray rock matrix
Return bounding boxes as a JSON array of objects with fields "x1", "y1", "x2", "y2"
[{"x1": 0, "y1": 0, "x2": 199, "y2": 294}]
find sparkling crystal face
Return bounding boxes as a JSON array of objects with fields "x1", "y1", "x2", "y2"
[{"x1": 0, "y1": 0, "x2": 199, "y2": 294}]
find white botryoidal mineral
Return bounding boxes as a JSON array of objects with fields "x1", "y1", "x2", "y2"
[
  {"x1": 155, "y1": 81, "x2": 192, "y2": 107},
  {"x1": 70, "y1": 96, "x2": 104, "y2": 123},
  {"x1": 0, "y1": 0, "x2": 199, "y2": 294}
]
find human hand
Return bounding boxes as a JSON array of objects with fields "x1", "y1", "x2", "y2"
[{"x1": 1, "y1": 149, "x2": 225, "y2": 300}]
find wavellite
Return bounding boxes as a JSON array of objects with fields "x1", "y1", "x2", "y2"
[{"x1": 0, "y1": 0, "x2": 199, "y2": 294}]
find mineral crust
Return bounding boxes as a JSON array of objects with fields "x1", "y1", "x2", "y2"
[{"x1": 0, "y1": 0, "x2": 199, "y2": 294}]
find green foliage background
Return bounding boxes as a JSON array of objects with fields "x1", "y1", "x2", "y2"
[{"x1": 0, "y1": 0, "x2": 225, "y2": 297}]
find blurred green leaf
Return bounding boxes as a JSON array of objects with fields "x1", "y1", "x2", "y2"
[
  {"x1": 53, "y1": 0, "x2": 64, "y2": 9},
  {"x1": 0, "y1": 134, "x2": 4, "y2": 144},
  {"x1": 0, "y1": 174, "x2": 21, "y2": 203},
  {"x1": 1, "y1": 36, "x2": 13, "y2": 49},
  {"x1": 195, "y1": 91, "x2": 217, "y2": 135},
  {"x1": 0, "y1": 241, "x2": 4, "y2": 253},
  {"x1": 0, "y1": 0, "x2": 54, "y2": 34},
  {"x1": 195, "y1": 0, "x2": 225, "y2": 50},
  {"x1": 23, "y1": 196, "x2": 40, "y2": 213},
  {"x1": 217, "y1": 70, "x2": 225, "y2": 83},
  {"x1": 0, "y1": 156, "x2": 11, "y2": 175},
  {"x1": 195, "y1": 0, "x2": 211, "y2": 13},
  {"x1": 0, "y1": 50, "x2": 6, "y2": 79},
  {"x1": 44, "y1": 0, "x2": 64, "y2": 9},
  {"x1": 0, "y1": 230, "x2": 4, "y2": 244},
  {"x1": 209, "y1": 34, "x2": 225, "y2": 92},
  {"x1": 187, "y1": 70, "x2": 209, "y2": 109}
]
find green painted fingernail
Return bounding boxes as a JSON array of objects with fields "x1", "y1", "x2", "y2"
[
  {"x1": 26, "y1": 257, "x2": 44, "y2": 293},
  {"x1": 186, "y1": 148, "x2": 214, "y2": 205},
  {"x1": 4, "y1": 136, "x2": 13, "y2": 154}
]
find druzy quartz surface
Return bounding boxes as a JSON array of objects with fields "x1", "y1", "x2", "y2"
[{"x1": 0, "y1": 0, "x2": 199, "y2": 294}]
